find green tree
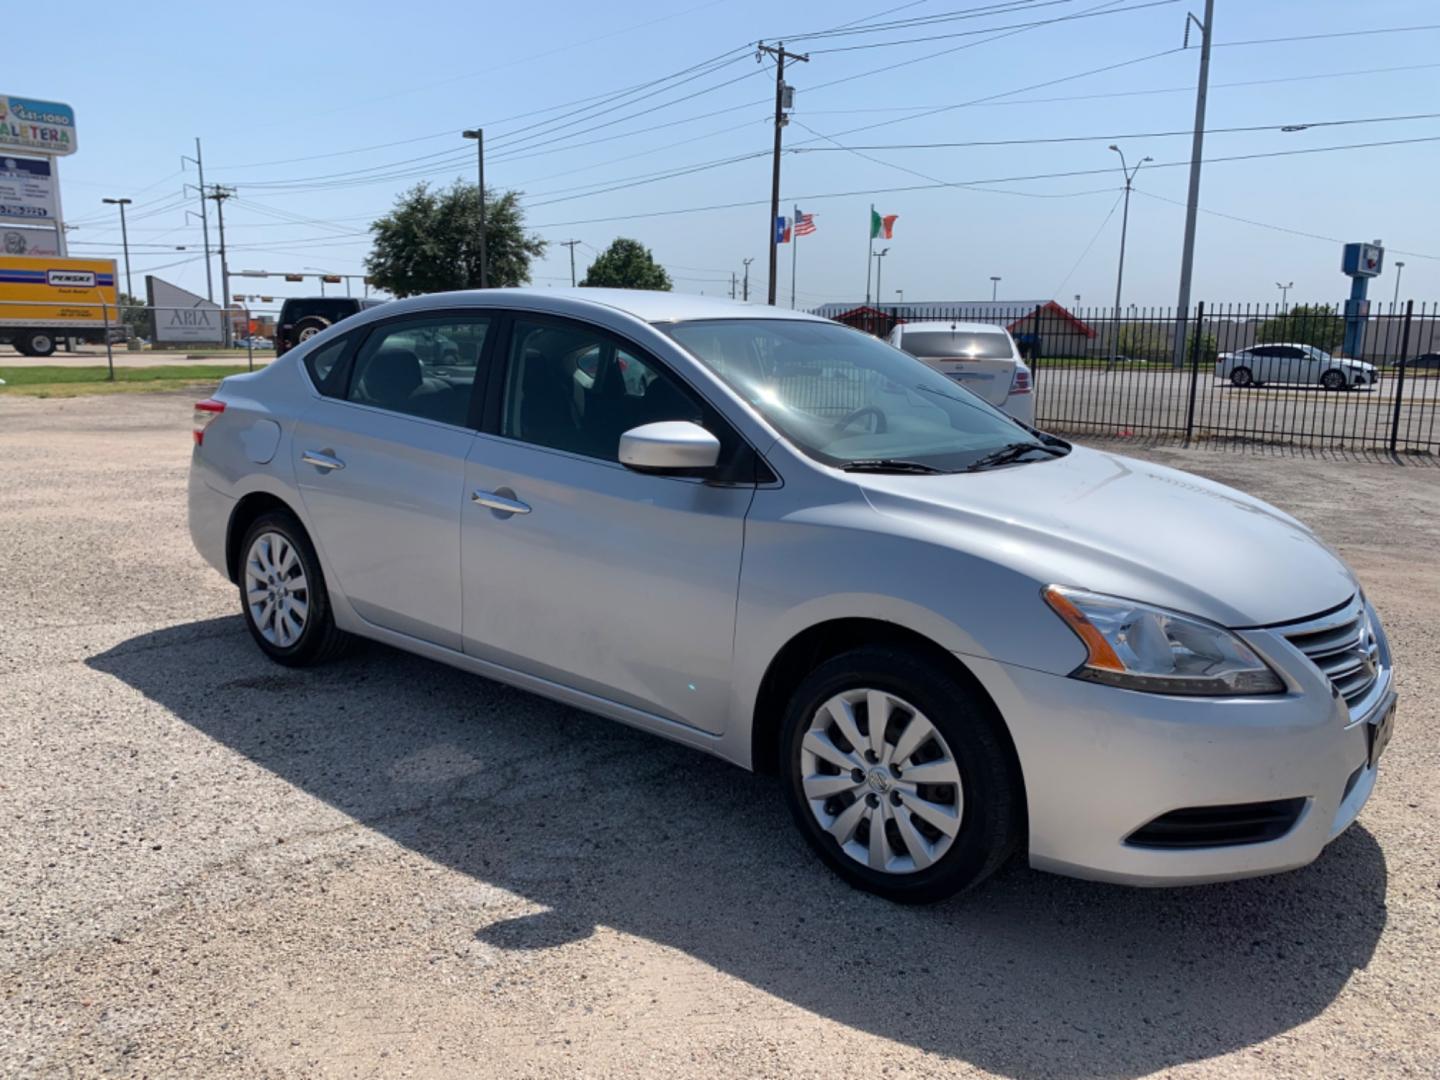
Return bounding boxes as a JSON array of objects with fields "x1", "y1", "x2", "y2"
[
  {"x1": 579, "y1": 238, "x2": 672, "y2": 291},
  {"x1": 1254, "y1": 303, "x2": 1343, "y2": 353},
  {"x1": 1114, "y1": 322, "x2": 1169, "y2": 361},
  {"x1": 365, "y1": 181, "x2": 545, "y2": 297},
  {"x1": 117, "y1": 291, "x2": 151, "y2": 340}
]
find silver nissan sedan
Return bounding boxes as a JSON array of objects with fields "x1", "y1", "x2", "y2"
[{"x1": 189, "y1": 289, "x2": 1396, "y2": 903}]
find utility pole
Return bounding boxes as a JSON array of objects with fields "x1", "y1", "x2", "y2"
[
  {"x1": 102, "y1": 198, "x2": 133, "y2": 299},
  {"x1": 1109, "y1": 145, "x2": 1152, "y2": 360},
  {"x1": 1276, "y1": 281, "x2": 1293, "y2": 311},
  {"x1": 461, "y1": 129, "x2": 488, "y2": 287},
  {"x1": 181, "y1": 139, "x2": 214, "y2": 302},
  {"x1": 207, "y1": 185, "x2": 235, "y2": 345},
  {"x1": 1392, "y1": 262, "x2": 1405, "y2": 307},
  {"x1": 742, "y1": 257, "x2": 754, "y2": 302},
  {"x1": 560, "y1": 239, "x2": 582, "y2": 286},
  {"x1": 757, "y1": 41, "x2": 808, "y2": 306},
  {"x1": 1172, "y1": 0, "x2": 1214, "y2": 367},
  {"x1": 730, "y1": 272, "x2": 737, "y2": 300}
]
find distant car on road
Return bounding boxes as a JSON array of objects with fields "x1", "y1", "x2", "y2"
[
  {"x1": 275, "y1": 297, "x2": 387, "y2": 357},
  {"x1": 1398, "y1": 352, "x2": 1440, "y2": 371},
  {"x1": 887, "y1": 320, "x2": 1034, "y2": 425},
  {"x1": 1215, "y1": 343, "x2": 1376, "y2": 390}
]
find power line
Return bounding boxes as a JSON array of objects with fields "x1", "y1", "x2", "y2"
[
  {"x1": 1051, "y1": 191, "x2": 1125, "y2": 296},
  {"x1": 1212, "y1": 24, "x2": 1440, "y2": 48}
]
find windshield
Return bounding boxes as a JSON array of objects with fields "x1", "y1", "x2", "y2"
[
  {"x1": 899, "y1": 329, "x2": 1014, "y2": 359},
  {"x1": 660, "y1": 318, "x2": 1042, "y2": 471}
]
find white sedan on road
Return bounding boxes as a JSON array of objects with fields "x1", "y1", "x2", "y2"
[
  {"x1": 888, "y1": 321, "x2": 1034, "y2": 425},
  {"x1": 1216, "y1": 343, "x2": 1377, "y2": 390}
]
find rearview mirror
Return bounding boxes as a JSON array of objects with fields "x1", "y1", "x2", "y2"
[{"x1": 618, "y1": 421, "x2": 721, "y2": 475}]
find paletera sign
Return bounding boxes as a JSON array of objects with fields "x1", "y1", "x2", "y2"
[{"x1": 0, "y1": 96, "x2": 77, "y2": 156}]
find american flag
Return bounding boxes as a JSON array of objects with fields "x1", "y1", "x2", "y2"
[{"x1": 794, "y1": 208, "x2": 816, "y2": 236}]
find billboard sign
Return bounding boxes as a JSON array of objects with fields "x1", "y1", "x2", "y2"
[
  {"x1": 147, "y1": 275, "x2": 224, "y2": 344},
  {"x1": 0, "y1": 156, "x2": 56, "y2": 223},
  {"x1": 0, "y1": 96, "x2": 76, "y2": 156},
  {"x1": 1, "y1": 224, "x2": 60, "y2": 256},
  {"x1": 1341, "y1": 242, "x2": 1384, "y2": 278}
]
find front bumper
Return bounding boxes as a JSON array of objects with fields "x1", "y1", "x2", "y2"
[{"x1": 964, "y1": 614, "x2": 1393, "y2": 886}]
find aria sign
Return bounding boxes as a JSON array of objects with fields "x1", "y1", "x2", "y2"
[{"x1": 0, "y1": 96, "x2": 76, "y2": 156}]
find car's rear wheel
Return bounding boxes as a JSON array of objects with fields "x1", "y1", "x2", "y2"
[
  {"x1": 780, "y1": 646, "x2": 1023, "y2": 903},
  {"x1": 1320, "y1": 369, "x2": 1347, "y2": 391},
  {"x1": 1229, "y1": 367, "x2": 1254, "y2": 388},
  {"x1": 293, "y1": 316, "x2": 331, "y2": 346},
  {"x1": 239, "y1": 511, "x2": 351, "y2": 666}
]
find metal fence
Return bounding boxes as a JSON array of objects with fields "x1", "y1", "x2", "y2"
[
  {"x1": 0, "y1": 298, "x2": 280, "y2": 379},
  {"x1": 816, "y1": 301, "x2": 1440, "y2": 455}
]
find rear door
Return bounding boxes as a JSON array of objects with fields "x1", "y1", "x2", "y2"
[
  {"x1": 292, "y1": 311, "x2": 493, "y2": 649},
  {"x1": 899, "y1": 328, "x2": 1016, "y2": 407}
]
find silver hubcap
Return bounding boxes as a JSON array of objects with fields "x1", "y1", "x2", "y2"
[
  {"x1": 244, "y1": 532, "x2": 309, "y2": 647},
  {"x1": 799, "y1": 688, "x2": 964, "y2": 875}
]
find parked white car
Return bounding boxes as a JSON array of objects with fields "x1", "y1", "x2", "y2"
[
  {"x1": 887, "y1": 321, "x2": 1034, "y2": 425},
  {"x1": 1216, "y1": 343, "x2": 1377, "y2": 390}
]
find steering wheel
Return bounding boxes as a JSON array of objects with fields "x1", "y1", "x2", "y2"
[{"x1": 834, "y1": 405, "x2": 887, "y2": 434}]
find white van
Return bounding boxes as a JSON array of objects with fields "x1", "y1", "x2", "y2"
[{"x1": 888, "y1": 320, "x2": 1034, "y2": 426}]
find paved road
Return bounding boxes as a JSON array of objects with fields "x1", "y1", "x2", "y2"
[
  {"x1": 1, "y1": 391, "x2": 1436, "y2": 1078},
  {"x1": 1035, "y1": 365, "x2": 1440, "y2": 453}
]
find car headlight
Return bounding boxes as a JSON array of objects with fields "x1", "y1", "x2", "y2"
[{"x1": 1043, "y1": 585, "x2": 1284, "y2": 696}]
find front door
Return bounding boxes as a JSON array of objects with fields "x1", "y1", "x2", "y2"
[
  {"x1": 460, "y1": 315, "x2": 754, "y2": 734},
  {"x1": 293, "y1": 312, "x2": 492, "y2": 650}
]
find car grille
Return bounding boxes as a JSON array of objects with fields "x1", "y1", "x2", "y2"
[{"x1": 1280, "y1": 595, "x2": 1380, "y2": 707}]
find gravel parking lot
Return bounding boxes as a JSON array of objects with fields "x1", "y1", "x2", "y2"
[{"x1": 2, "y1": 390, "x2": 1437, "y2": 1079}]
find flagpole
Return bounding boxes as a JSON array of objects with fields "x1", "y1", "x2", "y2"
[
  {"x1": 790, "y1": 203, "x2": 798, "y2": 309},
  {"x1": 865, "y1": 203, "x2": 874, "y2": 305}
]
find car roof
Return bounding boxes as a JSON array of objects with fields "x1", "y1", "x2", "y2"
[
  {"x1": 1245, "y1": 342, "x2": 1323, "y2": 349},
  {"x1": 896, "y1": 321, "x2": 1012, "y2": 335},
  {"x1": 361, "y1": 288, "x2": 832, "y2": 325}
]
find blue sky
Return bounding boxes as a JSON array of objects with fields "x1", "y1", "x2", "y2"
[{"x1": 22, "y1": 0, "x2": 1440, "y2": 311}]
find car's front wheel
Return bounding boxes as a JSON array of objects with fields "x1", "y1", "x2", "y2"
[
  {"x1": 239, "y1": 510, "x2": 351, "y2": 666},
  {"x1": 1229, "y1": 366, "x2": 1254, "y2": 388},
  {"x1": 1320, "y1": 369, "x2": 1347, "y2": 391},
  {"x1": 780, "y1": 646, "x2": 1023, "y2": 903}
]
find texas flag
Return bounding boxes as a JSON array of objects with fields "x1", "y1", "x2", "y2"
[{"x1": 775, "y1": 215, "x2": 791, "y2": 244}]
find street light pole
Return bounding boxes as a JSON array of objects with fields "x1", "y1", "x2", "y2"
[
  {"x1": 461, "y1": 129, "x2": 488, "y2": 288},
  {"x1": 895, "y1": 289, "x2": 904, "y2": 303},
  {"x1": 989, "y1": 275, "x2": 1001, "y2": 302},
  {"x1": 102, "y1": 197, "x2": 133, "y2": 299},
  {"x1": 873, "y1": 248, "x2": 889, "y2": 307},
  {"x1": 1108, "y1": 145, "x2": 1152, "y2": 359},
  {"x1": 1392, "y1": 261, "x2": 1405, "y2": 307},
  {"x1": 1276, "y1": 281, "x2": 1293, "y2": 311}
]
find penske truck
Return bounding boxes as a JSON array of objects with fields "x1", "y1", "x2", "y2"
[{"x1": 0, "y1": 255, "x2": 119, "y2": 356}]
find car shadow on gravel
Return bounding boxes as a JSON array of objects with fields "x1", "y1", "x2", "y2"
[{"x1": 89, "y1": 618, "x2": 1389, "y2": 1080}]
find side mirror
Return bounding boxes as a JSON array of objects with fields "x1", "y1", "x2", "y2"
[{"x1": 618, "y1": 421, "x2": 721, "y2": 475}]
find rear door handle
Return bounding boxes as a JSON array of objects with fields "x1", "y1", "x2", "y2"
[
  {"x1": 301, "y1": 449, "x2": 345, "y2": 472},
  {"x1": 471, "y1": 489, "x2": 531, "y2": 515}
]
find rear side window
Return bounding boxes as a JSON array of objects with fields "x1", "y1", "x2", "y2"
[
  {"x1": 303, "y1": 335, "x2": 354, "y2": 397},
  {"x1": 900, "y1": 330, "x2": 1013, "y2": 359}
]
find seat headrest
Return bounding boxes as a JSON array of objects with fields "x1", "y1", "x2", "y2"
[{"x1": 362, "y1": 349, "x2": 422, "y2": 406}]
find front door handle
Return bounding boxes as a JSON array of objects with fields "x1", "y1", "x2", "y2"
[
  {"x1": 302, "y1": 449, "x2": 346, "y2": 472},
  {"x1": 471, "y1": 489, "x2": 531, "y2": 515}
]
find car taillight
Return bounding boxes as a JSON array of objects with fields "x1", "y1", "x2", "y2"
[
  {"x1": 1010, "y1": 368, "x2": 1032, "y2": 395},
  {"x1": 194, "y1": 399, "x2": 225, "y2": 445}
]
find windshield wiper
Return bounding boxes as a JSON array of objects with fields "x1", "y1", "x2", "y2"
[
  {"x1": 965, "y1": 441, "x2": 1068, "y2": 472},
  {"x1": 839, "y1": 458, "x2": 948, "y2": 474}
]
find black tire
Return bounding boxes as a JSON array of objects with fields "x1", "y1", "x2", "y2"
[
  {"x1": 238, "y1": 510, "x2": 352, "y2": 667},
  {"x1": 11, "y1": 337, "x2": 34, "y2": 357},
  {"x1": 779, "y1": 645, "x2": 1024, "y2": 903},
  {"x1": 1320, "y1": 369, "x2": 1347, "y2": 391},
  {"x1": 1229, "y1": 366, "x2": 1253, "y2": 388},
  {"x1": 292, "y1": 316, "x2": 331, "y2": 347},
  {"x1": 23, "y1": 331, "x2": 56, "y2": 357}
]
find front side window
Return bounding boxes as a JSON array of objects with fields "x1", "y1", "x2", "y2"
[
  {"x1": 501, "y1": 319, "x2": 702, "y2": 462},
  {"x1": 900, "y1": 329, "x2": 1014, "y2": 359},
  {"x1": 661, "y1": 319, "x2": 1036, "y2": 471},
  {"x1": 346, "y1": 315, "x2": 490, "y2": 425}
]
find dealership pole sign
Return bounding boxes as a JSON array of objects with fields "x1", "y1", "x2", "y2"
[
  {"x1": 0, "y1": 156, "x2": 57, "y2": 223},
  {"x1": 0, "y1": 96, "x2": 76, "y2": 156}
]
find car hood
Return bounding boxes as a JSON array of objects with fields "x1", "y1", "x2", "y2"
[
  {"x1": 856, "y1": 446, "x2": 1357, "y2": 627},
  {"x1": 1340, "y1": 357, "x2": 1376, "y2": 371}
]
